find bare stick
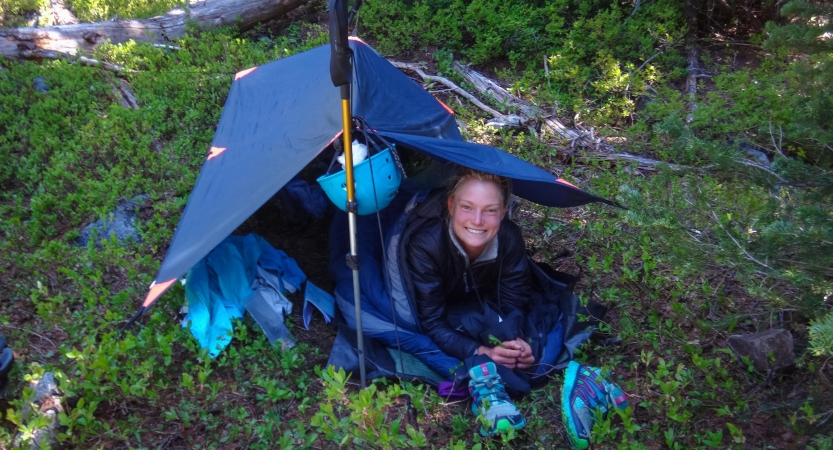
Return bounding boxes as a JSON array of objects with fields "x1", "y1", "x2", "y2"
[
  {"x1": 20, "y1": 49, "x2": 132, "y2": 73},
  {"x1": 769, "y1": 120, "x2": 787, "y2": 158},
  {"x1": 637, "y1": 51, "x2": 662, "y2": 71},
  {"x1": 737, "y1": 160, "x2": 789, "y2": 184},
  {"x1": 389, "y1": 61, "x2": 503, "y2": 118},
  {"x1": 4, "y1": 325, "x2": 58, "y2": 348},
  {"x1": 710, "y1": 210, "x2": 775, "y2": 271},
  {"x1": 114, "y1": 78, "x2": 139, "y2": 109},
  {"x1": 578, "y1": 152, "x2": 693, "y2": 171},
  {"x1": 684, "y1": 3, "x2": 700, "y2": 125},
  {"x1": 631, "y1": 0, "x2": 642, "y2": 17},
  {"x1": 152, "y1": 44, "x2": 181, "y2": 50}
]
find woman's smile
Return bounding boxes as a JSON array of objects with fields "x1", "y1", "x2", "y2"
[{"x1": 447, "y1": 179, "x2": 506, "y2": 261}]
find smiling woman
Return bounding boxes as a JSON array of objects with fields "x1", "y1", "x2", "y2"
[{"x1": 403, "y1": 167, "x2": 533, "y2": 435}]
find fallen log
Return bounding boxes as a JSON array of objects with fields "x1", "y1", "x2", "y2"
[
  {"x1": 0, "y1": 0, "x2": 312, "y2": 61},
  {"x1": 451, "y1": 61, "x2": 611, "y2": 150}
]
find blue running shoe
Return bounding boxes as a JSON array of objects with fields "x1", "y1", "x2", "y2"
[
  {"x1": 561, "y1": 361, "x2": 629, "y2": 449},
  {"x1": 468, "y1": 362, "x2": 526, "y2": 436}
]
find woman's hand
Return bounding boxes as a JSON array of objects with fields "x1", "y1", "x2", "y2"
[
  {"x1": 514, "y1": 338, "x2": 535, "y2": 369},
  {"x1": 477, "y1": 340, "x2": 526, "y2": 369},
  {"x1": 477, "y1": 338, "x2": 535, "y2": 370}
]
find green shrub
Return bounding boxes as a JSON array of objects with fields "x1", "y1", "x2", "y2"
[
  {"x1": 66, "y1": 0, "x2": 183, "y2": 21},
  {"x1": 361, "y1": 0, "x2": 685, "y2": 124},
  {"x1": 0, "y1": 0, "x2": 47, "y2": 26},
  {"x1": 763, "y1": 1, "x2": 833, "y2": 167},
  {"x1": 809, "y1": 311, "x2": 833, "y2": 357},
  {"x1": 0, "y1": 0, "x2": 45, "y2": 14}
]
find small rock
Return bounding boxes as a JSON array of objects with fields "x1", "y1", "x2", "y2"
[
  {"x1": 33, "y1": 76, "x2": 50, "y2": 93},
  {"x1": 12, "y1": 372, "x2": 63, "y2": 450},
  {"x1": 636, "y1": 95, "x2": 654, "y2": 111},
  {"x1": 740, "y1": 144, "x2": 770, "y2": 169},
  {"x1": 77, "y1": 195, "x2": 148, "y2": 248},
  {"x1": 599, "y1": 337, "x2": 623, "y2": 346},
  {"x1": 727, "y1": 328, "x2": 795, "y2": 372}
]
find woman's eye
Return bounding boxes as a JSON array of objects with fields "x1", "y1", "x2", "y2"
[{"x1": 461, "y1": 205, "x2": 471, "y2": 210}]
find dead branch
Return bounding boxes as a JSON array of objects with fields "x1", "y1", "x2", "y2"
[
  {"x1": 710, "y1": 210, "x2": 775, "y2": 271},
  {"x1": 19, "y1": 49, "x2": 131, "y2": 72},
  {"x1": 738, "y1": 160, "x2": 790, "y2": 184},
  {"x1": 684, "y1": 1, "x2": 701, "y2": 125},
  {"x1": 637, "y1": 51, "x2": 662, "y2": 72},
  {"x1": 768, "y1": 120, "x2": 787, "y2": 158},
  {"x1": 578, "y1": 153, "x2": 693, "y2": 171},
  {"x1": 114, "y1": 79, "x2": 139, "y2": 109},
  {"x1": 389, "y1": 61, "x2": 503, "y2": 118},
  {"x1": 451, "y1": 61, "x2": 609, "y2": 150},
  {"x1": 0, "y1": 0, "x2": 312, "y2": 61},
  {"x1": 394, "y1": 56, "x2": 782, "y2": 181},
  {"x1": 631, "y1": 0, "x2": 642, "y2": 17}
]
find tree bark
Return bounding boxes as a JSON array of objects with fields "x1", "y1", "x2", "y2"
[{"x1": 0, "y1": 0, "x2": 312, "y2": 61}]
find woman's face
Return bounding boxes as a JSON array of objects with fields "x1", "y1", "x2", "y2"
[{"x1": 447, "y1": 178, "x2": 506, "y2": 260}]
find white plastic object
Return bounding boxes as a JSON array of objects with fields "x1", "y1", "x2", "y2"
[{"x1": 337, "y1": 140, "x2": 368, "y2": 169}]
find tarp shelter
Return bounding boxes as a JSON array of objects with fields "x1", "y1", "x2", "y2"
[{"x1": 135, "y1": 38, "x2": 615, "y2": 380}]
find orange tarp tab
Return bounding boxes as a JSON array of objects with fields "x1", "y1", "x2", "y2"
[
  {"x1": 207, "y1": 147, "x2": 226, "y2": 160},
  {"x1": 235, "y1": 67, "x2": 258, "y2": 80},
  {"x1": 142, "y1": 278, "x2": 176, "y2": 308},
  {"x1": 437, "y1": 99, "x2": 454, "y2": 115},
  {"x1": 348, "y1": 36, "x2": 367, "y2": 45},
  {"x1": 325, "y1": 131, "x2": 343, "y2": 149},
  {"x1": 556, "y1": 177, "x2": 579, "y2": 189}
]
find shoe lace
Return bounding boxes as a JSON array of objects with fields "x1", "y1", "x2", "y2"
[{"x1": 473, "y1": 374, "x2": 510, "y2": 406}]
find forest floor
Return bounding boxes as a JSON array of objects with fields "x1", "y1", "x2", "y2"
[{"x1": 1, "y1": 4, "x2": 831, "y2": 450}]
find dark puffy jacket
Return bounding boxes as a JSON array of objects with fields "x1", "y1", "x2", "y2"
[{"x1": 403, "y1": 189, "x2": 531, "y2": 361}]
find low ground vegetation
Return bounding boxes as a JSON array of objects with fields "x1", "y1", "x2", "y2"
[{"x1": 1, "y1": 0, "x2": 832, "y2": 448}]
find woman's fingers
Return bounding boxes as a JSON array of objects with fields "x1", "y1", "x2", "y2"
[
  {"x1": 518, "y1": 353, "x2": 535, "y2": 364},
  {"x1": 492, "y1": 345, "x2": 522, "y2": 360},
  {"x1": 516, "y1": 338, "x2": 533, "y2": 358}
]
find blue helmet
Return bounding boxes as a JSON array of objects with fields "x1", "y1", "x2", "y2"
[{"x1": 317, "y1": 146, "x2": 402, "y2": 215}]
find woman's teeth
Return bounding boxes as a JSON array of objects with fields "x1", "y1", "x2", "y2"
[{"x1": 466, "y1": 228, "x2": 485, "y2": 234}]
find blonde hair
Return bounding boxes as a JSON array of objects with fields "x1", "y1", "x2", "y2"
[{"x1": 448, "y1": 167, "x2": 512, "y2": 210}]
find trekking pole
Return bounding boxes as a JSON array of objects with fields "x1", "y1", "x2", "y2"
[{"x1": 330, "y1": 0, "x2": 366, "y2": 389}]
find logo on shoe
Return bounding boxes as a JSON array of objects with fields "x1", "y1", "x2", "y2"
[{"x1": 480, "y1": 364, "x2": 490, "y2": 376}]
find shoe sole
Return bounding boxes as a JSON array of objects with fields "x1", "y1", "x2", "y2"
[{"x1": 562, "y1": 361, "x2": 589, "y2": 450}]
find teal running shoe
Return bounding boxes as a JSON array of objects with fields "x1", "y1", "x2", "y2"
[
  {"x1": 468, "y1": 362, "x2": 526, "y2": 436},
  {"x1": 561, "y1": 361, "x2": 629, "y2": 449}
]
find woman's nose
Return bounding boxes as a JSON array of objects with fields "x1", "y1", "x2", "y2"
[{"x1": 472, "y1": 211, "x2": 484, "y2": 225}]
